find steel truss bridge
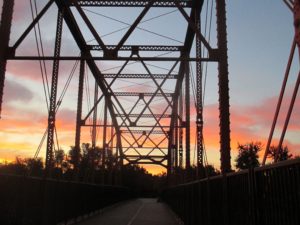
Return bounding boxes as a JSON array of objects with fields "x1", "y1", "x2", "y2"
[
  {"x1": 0, "y1": 0, "x2": 231, "y2": 175},
  {"x1": 0, "y1": 0, "x2": 300, "y2": 225}
]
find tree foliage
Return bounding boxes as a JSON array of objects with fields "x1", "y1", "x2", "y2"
[
  {"x1": 235, "y1": 142, "x2": 261, "y2": 170},
  {"x1": 0, "y1": 143, "x2": 223, "y2": 195},
  {"x1": 268, "y1": 145, "x2": 293, "y2": 162}
]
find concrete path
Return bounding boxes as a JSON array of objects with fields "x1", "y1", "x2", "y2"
[{"x1": 75, "y1": 198, "x2": 182, "y2": 225}]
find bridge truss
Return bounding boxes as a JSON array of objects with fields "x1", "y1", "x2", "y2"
[{"x1": 0, "y1": 0, "x2": 231, "y2": 175}]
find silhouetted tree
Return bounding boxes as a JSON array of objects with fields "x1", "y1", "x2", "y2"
[
  {"x1": 24, "y1": 157, "x2": 43, "y2": 177},
  {"x1": 54, "y1": 149, "x2": 65, "y2": 168},
  {"x1": 268, "y1": 145, "x2": 293, "y2": 162},
  {"x1": 68, "y1": 146, "x2": 78, "y2": 167},
  {"x1": 0, "y1": 157, "x2": 27, "y2": 175},
  {"x1": 235, "y1": 142, "x2": 261, "y2": 170}
]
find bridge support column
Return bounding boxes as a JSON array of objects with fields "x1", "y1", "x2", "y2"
[
  {"x1": 0, "y1": 0, "x2": 14, "y2": 117},
  {"x1": 185, "y1": 60, "x2": 191, "y2": 169},
  {"x1": 216, "y1": 0, "x2": 231, "y2": 173},
  {"x1": 102, "y1": 100, "x2": 108, "y2": 169},
  {"x1": 45, "y1": 10, "x2": 63, "y2": 177},
  {"x1": 179, "y1": 92, "x2": 183, "y2": 169},
  {"x1": 74, "y1": 57, "x2": 85, "y2": 178},
  {"x1": 92, "y1": 81, "x2": 99, "y2": 150},
  {"x1": 195, "y1": 6, "x2": 204, "y2": 172},
  {"x1": 294, "y1": 0, "x2": 300, "y2": 48}
]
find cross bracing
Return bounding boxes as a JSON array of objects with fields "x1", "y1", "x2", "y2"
[{"x1": 0, "y1": 0, "x2": 231, "y2": 175}]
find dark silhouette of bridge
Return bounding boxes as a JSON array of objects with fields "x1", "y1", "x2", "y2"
[{"x1": 0, "y1": 0, "x2": 299, "y2": 224}]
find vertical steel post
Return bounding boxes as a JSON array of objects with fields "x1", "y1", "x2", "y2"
[
  {"x1": 0, "y1": 0, "x2": 14, "y2": 117},
  {"x1": 45, "y1": 10, "x2": 63, "y2": 176},
  {"x1": 74, "y1": 57, "x2": 85, "y2": 175},
  {"x1": 168, "y1": 95, "x2": 178, "y2": 175},
  {"x1": 92, "y1": 82, "x2": 98, "y2": 149},
  {"x1": 294, "y1": 0, "x2": 300, "y2": 48},
  {"x1": 185, "y1": 59, "x2": 191, "y2": 169},
  {"x1": 174, "y1": 96, "x2": 179, "y2": 170},
  {"x1": 102, "y1": 100, "x2": 108, "y2": 167},
  {"x1": 110, "y1": 125, "x2": 114, "y2": 150},
  {"x1": 179, "y1": 91, "x2": 184, "y2": 168},
  {"x1": 195, "y1": 7, "x2": 204, "y2": 168},
  {"x1": 174, "y1": 100, "x2": 179, "y2": 168},
  {"x1": 216, "y1": 0, "x2": 231, "y2": 173}
]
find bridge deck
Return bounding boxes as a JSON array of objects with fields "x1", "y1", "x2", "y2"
[{"x1": 75, "y1": 198, "x2": 182, "y2": 225}]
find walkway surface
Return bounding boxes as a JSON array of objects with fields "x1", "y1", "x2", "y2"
[{"x1": 75, "y1": 198, "x2": 182, "y2": 225}]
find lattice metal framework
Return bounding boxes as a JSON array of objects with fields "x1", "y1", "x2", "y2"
[{"x1": 0, "y1": 0, "x2": 232, "y2": 174}]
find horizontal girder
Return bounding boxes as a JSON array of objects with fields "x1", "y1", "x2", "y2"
[
  {"x1": 121, "y1": 130, "x2": 167, "y2": 134},
  {"x1": 9, "y1": 56, "x2": 213, "y2": 61},
  {"x1": 125, "y1": 155, "x2": 167, "y2": 159},
  {"x1": 103, "y1": 74, "x2": 177, "y2": 79},
  {"x1": 116, "y1": 114, "x2": 171, "y2": 118},
  {"x1": 70, "y1": 0, "x2": 193, "y2": 8},
  {"x1": 88, "y1": 45, "x2": 183, "y2": 52},
  {"x1": 125, "y1": 155, "x2": 168, "y2": 167},
  {"x1": 84, "y1": 124, "x2": 172, "y2": 128},
  {"x1": 88, "y1": 45, "x2": 184, "y2": 52},
  {"x1": 113, "y1": 92, "x2": 173, "y2": 97}
]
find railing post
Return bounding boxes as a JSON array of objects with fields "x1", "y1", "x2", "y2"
[
  {"x1": 222, "y1": 174, "x2": 229, "y2": 225},
  {"x1": 248, "y1": 167, "x2": 259, "y2": 225}
]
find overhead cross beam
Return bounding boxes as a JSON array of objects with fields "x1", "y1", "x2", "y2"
[{"x1": 70, "y1": 0, "x2": 193, "y2": 8}]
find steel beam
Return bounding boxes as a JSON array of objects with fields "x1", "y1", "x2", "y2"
[
  {"x1": 55, "y1": 0, "x2": 124, "y2": 165},
  {"x1": 122, "y1": 130, "x2": 167, "y2": 134},
  {"x1": 88, "y1": 45, "x2": 183, "y2": 52},
  {"x1": 116, "y1": 114, "x2": 171, "y2": 118},
  {"x1": 102, "y1": 73, "x2": 177, "y2": 79},
  {"x1": 185, "y1": 60, "x2": 190, "y2": 169},
  {"x1": 8, "y1": 56, "x2": 214, "y2": 61},
  {"x1": 12, "y1": 0, "x2": 54, "y2": 50},
  {"x1": 262, "y1": 40, "x2": 296, "y2": 165},
  {"x1": 70, "y1": 0, "x2": 193, "y2": 8},
  {"x1": 91, "y1": 82, "x2": 99, "y2": 149},
  {"x1": 45, "y1": 11, "x2": 63, "y2": 176},
  {"x1": 74, "y1": 57, "x2": 85, "y2": 174},
  {"x1": 113, "y1": 92, "x2": 173, "y2": 97},
  {"x1": 83, "y1": 124, "x2": 172, "y2": 128},
  {"x1": 115, "y1": 3, "x2": 153, "y2": 52},
  {"x1": 102, "y1": 100, "x2": 108, "y2": 167},
  {"x1": 167, "y1": 0, "x2": 204, "y2": 174},
  {"x1": 179, "y1": 91, "x2": 183, "y2": 168},
  {"x1": 0, "y1": 0, "x2": 14, "y2": 117},
  {"x1": 195, "y1": 7, "x2": 204, "y2": 168},
  {"x1": 216, "y1": 0, "x2": 231, "y2": 173}
]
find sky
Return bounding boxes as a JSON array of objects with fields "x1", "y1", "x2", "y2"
[{"x1": 0, "y1": 0, "x2": 299, "y2": 174}]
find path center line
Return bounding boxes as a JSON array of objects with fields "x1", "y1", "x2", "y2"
[{"x1": 127, "y1": 202, "x2": 144, "y2": 225}]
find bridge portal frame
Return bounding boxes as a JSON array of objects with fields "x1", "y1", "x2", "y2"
[{"x1": 0, "y1": 0, "x2": 231, "y2": 175}]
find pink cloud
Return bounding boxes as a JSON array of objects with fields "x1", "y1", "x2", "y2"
[{"x1": 3, "y1": 79, "x2": 34, "y2": 103}]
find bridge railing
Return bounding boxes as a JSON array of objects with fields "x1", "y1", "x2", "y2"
[
  {"x1": 161, "y1": 158, "x2": 300, "y2": 225},
  {"x1": 0, "y1": 174, "x2": 131, "y2": 225}
]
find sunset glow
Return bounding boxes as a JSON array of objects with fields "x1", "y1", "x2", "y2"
[{"x1": 0, "y1": 0, "x2": 299, "y2": 175}]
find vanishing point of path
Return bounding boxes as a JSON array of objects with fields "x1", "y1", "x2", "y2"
[{"x1": 75, "y1": 198, "x2": 182, "y2": 225}]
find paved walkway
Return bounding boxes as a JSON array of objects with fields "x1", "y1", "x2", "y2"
[{"x1": 75, "y1": 198, "x2": 182, "y2": 225}]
